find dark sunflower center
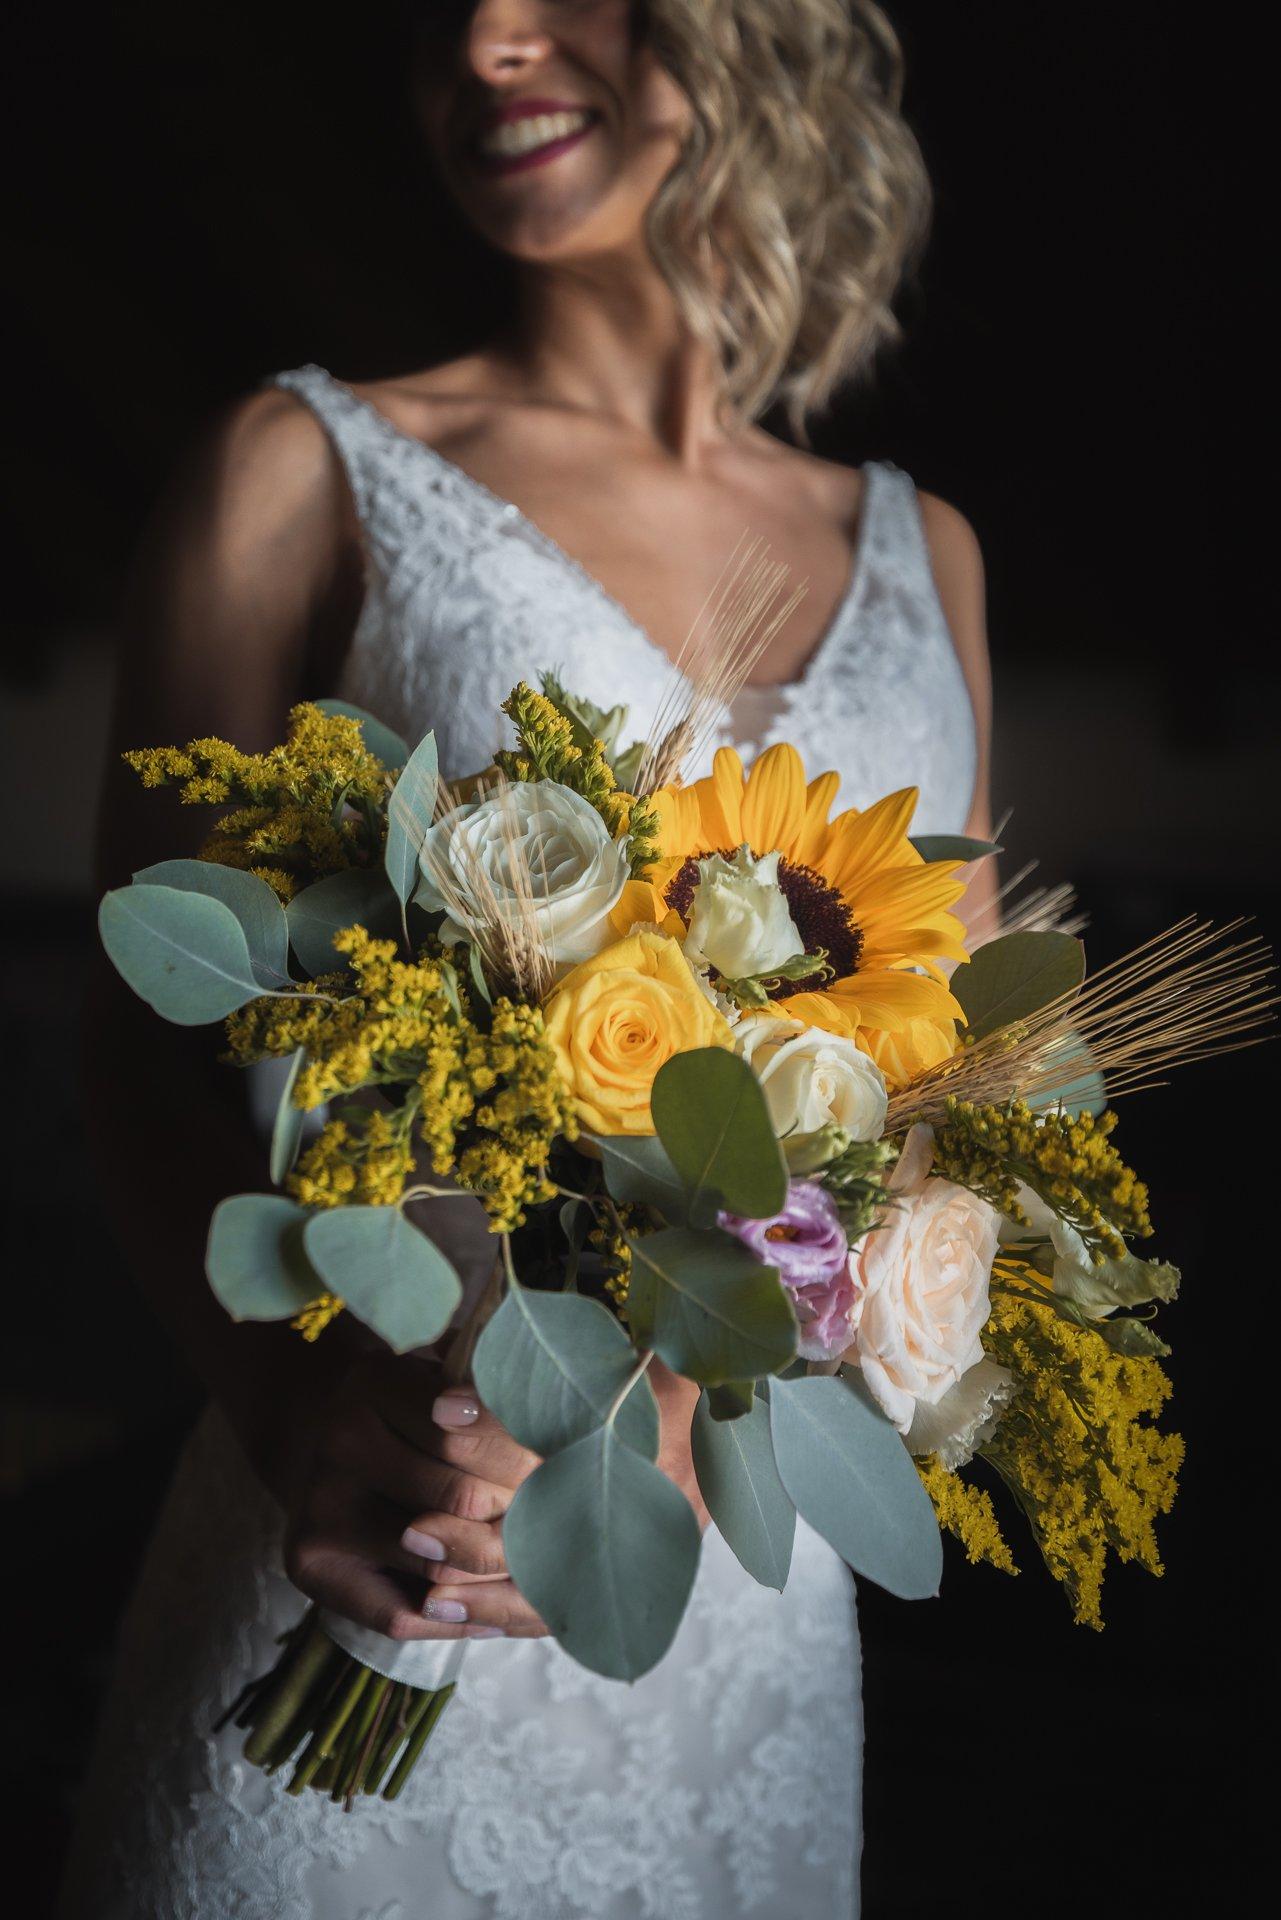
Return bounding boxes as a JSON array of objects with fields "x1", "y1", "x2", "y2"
[{"x1": 665, "y1": 848, "x2": 863, "y2": 998}]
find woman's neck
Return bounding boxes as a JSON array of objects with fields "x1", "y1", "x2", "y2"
[{"x1": 499, "y1": 249, "x2": 727, "y2": 466}]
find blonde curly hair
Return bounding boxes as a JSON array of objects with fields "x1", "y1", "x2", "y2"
[{"x1": 642, "y1": 0, "x2": 930, "y2": 433}]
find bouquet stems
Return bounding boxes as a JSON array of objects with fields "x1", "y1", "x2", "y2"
[{"x1": 220, "y1": 1266, "x2": 500, "y2": 1808}]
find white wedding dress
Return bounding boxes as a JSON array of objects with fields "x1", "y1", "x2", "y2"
[{"x1": 60, "y1": 365, "x2": 976, "y2": 1920}]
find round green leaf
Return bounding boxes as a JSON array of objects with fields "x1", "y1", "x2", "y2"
[
  {"x1": 286, "y1": 868, "x2": 402, "y2": 977},
  {"x1": 769, "y1": 1372, "x2": 942, "y2": 1600},
  {"x1": 99, "y1": 885, "x2": 264, "y2": 1024},
  {"x1": 504, "y1": 1426, "x2": 702, "y2": 1680},
  {"x1": 692, "y1": 1389, "x2": 795, "y2": 1590},
  {"x1": 651, "y1": 1048, "x2": 787, "y2": 1221},
  {"x1": 954, "y1": 930, "x2": 1085, "y2": 1042},
  {"x1": 473, "y1": 1284, "x2": 659, "y2": 1460},
  {"x1": 313, "y1": 697, "x2": 409, "y2": 769},
  {"x1": 206, "y1": 1194, "x2": 318, "y2": 1321},
  {"x1": 303, "y1": 1205, "x2": 461, "y2": 1353},
  {"x1": 595, "y1": 1133, "x2": 688, "y2": 1223},
  {"x1": 385, "y1": 731, "x2": 440, "y2": 908},
  {"x1": 133, "y1": 859, "x2": 290, "y2": 987},
  {"x1": 626, "y1": 1226, "x2": 798, "y2": 1385}
]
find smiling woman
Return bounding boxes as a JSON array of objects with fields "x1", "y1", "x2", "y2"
[{"x1": 58, "y1": 4, "x2": 992, "y2": 1918}]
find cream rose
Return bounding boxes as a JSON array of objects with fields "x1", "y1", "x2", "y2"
[
  {"x1": 416, "y1": 780, "x2": 628, "y2": 972},
  {"x1": 735, "y1": 1012, "x2": 888, "y2": 1146},
  {"x1": 683, "y1": 847, "x2": 803, "y2": 980},
  {"x1": 845, "y1": 1125, "x2": 1001, "y2": 1433}
]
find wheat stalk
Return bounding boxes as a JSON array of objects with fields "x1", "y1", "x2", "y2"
[
  {"x1": 889, "y1": 916, "x2": 1276, "y2": 1128},
  {"x1": 422, "y1": 773, "x2": 554, "y2": 1002},
  {"x1": 635, "y1": 536, "x2": 806, "y2": 796}
]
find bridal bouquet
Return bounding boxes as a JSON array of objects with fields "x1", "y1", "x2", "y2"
[{"x1": 99, "y1": 673, "x2": 1271, "y2": 1809}]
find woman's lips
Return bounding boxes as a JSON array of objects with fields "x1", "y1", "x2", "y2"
[{"x1": 473, "y1": 107, "x2": 600, "y2": 177}]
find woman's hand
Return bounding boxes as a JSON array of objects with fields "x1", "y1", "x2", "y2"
[
  {"x1": 283, "y1": 1352, "x2": 548, "y2": 1644},
  {"x1": 282, "y1": 1349, "x2": 709, "y2": 1645}
]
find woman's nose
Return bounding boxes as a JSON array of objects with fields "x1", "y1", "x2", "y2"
[{"x1": 467, "y1": 1, "x2": 555, "y2": 85}]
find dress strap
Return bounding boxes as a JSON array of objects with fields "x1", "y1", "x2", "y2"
[{"x1": 268, "y1": 364, "x2": 390, "y2": 527}]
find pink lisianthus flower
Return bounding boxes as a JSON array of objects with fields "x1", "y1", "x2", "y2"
[{"x1": 719, "y1": 1180, "x2": 855, "y2": 1360}]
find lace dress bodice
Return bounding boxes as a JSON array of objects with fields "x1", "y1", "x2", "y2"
[{"x1": 59, "y1": 364, "x2": 978, "y2": 1920}]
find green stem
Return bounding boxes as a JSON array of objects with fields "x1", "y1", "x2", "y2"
[
  {"x1": 286, "y1": 1663, "x2": 371, "y2": 1795},
  {"x1": 383, "y1": 1684, "x2": 455, "y2": 1801},
  {"x1": 241, "y1": 1613, "x2": 335, "y2": 1769},
  {"x1": 363, "y1": 1685, "x2": 413, "y2": 1795}
]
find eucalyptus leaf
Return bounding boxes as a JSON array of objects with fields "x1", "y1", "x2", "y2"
[
  {"x1": 206, "y1": 1194, "x2": 318, "y2": 1321},
  {"x1": 99, "y1": 885, "x2": 265, "y2": 1024},
  {"x1": 909, "y1": 834, "x2": 1001, "y2": 863},
  {"x1": 473, "y1": 1283, "x2": 659, "y2": 1459},
  {"x1": 651, "y1": 1048, "x2": 787, "y2": 1222},
  {"x1": 269, "y1": 1047, "x2": 307, "y2": 1186},
  {"x1": 692, "y1": 1390, "x2": 795, "y2": 1589},
  {"x1": 133, "y1": 859, "x2": 291, "y2": 987},
  {"x1": 504, "y1": 1425, "x2": 702, "y2": 1680},
  {"x1": 286, "y1": 868, "x2": 403, "y2": 977},
  {"x1": 303, "y1": 1206, "x2": 461, "y2": 1352},
  {"x1": 769, "y1": 1371, "x2": 943, "y2": 1600},
  {"x1": 385, "y1": 731, "x2": 440, "y2": 908},
  {"x1": 596, "y1": 1133, "x2": 689, "y2": 1223},
  {"x1": 313, "y1": 697, "x2": 409, "y2": 770},
  {"x1": 626, "y1": 1226, "x2": 798, "y2": 1385},
  {"x1": 954, "y1": 930, "x2": 1085, "y2": 1042}
]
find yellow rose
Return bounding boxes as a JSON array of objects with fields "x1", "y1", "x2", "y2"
[{"x1": 542, "y1": 929, "x2": 734, "y2": 1135}]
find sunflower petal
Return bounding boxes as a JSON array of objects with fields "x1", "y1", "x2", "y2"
[
  {"x1": 740, "y1": 743, "x2": 806, "y2": 855},
  {"x1": 824, "y1": 788, "x2": 922, "y2": 888},
  {"x1": 791, "y1": 769, "x2": 841, "y2": 867}
]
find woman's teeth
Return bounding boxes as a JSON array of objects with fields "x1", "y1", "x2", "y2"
[{"x1": 480, "y1": 110, "x2": 593, "y2": 161}]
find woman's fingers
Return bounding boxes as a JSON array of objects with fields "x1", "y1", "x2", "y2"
[
  {"x1": 359, "y1": 1356, "x2": 540, "y2": 1492},
  {"x1": 398, "y1": 1509, "x2": 509, "y2": 1578},
  {"x1": 321, "y1": 1401, "x2": 512, "y2": 1523},
  {"x1": 422, "y1": 1578, "x2": 548, "y2": 1639},
  {"x1": 283, "y1": 1541, "x2": 466, "y2": 1643}
]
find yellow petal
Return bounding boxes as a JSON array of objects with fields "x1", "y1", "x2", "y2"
[
  {"x1": 823, "y1": 788, "x2": 921, "y2": 889},
  {"x1": 740, "y1": 743, "x2": 806, "y2": 855},
  {"x1": 791, "y1": 769, "x2": 841, "y2": 868},
  {"x1": 705, "y1": 747, "x2": 746, "y2": 847}
]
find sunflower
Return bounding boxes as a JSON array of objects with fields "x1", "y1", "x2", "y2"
[{"x1": 621, "y1": 744, "x2": 970, "y2": 1086}]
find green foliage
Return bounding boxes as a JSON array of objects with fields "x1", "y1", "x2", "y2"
[
  {"x1": 134, "y1": 859, "x2": 291, "y2": 987},
  {"x1": 286, "y1": 868, "x2": 404, "y2": 976},
  {"x1": 626, "y1": 1226, "x2": 797, "y2": 1385},
  {"x1": 954, "y1": 930, "x2": 1085, "y2": 1042},
  {"x1": 651, "y1": 1047, "x2": 788, "y2": 1223},
  {"x1": 384, "y1": 732, "x2": 440, "y2": 910},
  {"x1": 909, "y1": 834, "x2": 1001, "y2": 862},
  {"x1": 692, "y1": 1389, "x2": 795, "y2": 1589},
  {"x1": 473, "y1": 1281, "x2": 659, "y2": 1459},
  {"x1": 205, "y1": 1194, "x2": 318, "y2": 1320},
  {"x1": 302, "y1": 1205, "x2": 461, "y2": 1352},
  {"x1": 769, "y1": 1371, "x2": 943, "y2": 1600},
  {"x1": 504, "y1": 1425, "x2": 702, "y2": 1681},
  {"x1": 99, "y1": 884, "x2": 265, "y2": 1024},
  {"x1": 269, "y1": 1048, "x2": 307, "y2": 1186},
  {"x1": 595, "y1": 1132, "x2": 689, "y2": 1223}
]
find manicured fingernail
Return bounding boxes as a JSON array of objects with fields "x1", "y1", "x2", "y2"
[
  {"x1": 401, "y1": 1527, "x2": 447, "y2": 1562},
  {"x1": 463, "y1": 1625, "x2": 505, "y2": 1639},
  {"x1": 432, "y1": 1391, "x2": 480, "y2": 1428},
  {"x1": 423, "y1": 1597, "x2": 468, "y2": 1623}
]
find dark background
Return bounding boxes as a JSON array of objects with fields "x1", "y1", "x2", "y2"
[{"x1": 3, "y1": 3, "x2": 1274, "y2": 1914}]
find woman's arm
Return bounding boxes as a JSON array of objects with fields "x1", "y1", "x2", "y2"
[{"x1": 918, "y1": 491, "x2": 998, "y2": 936}]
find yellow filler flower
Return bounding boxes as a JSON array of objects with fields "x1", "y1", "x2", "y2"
[{"x1": 644, "y1": 744, "x2": 969, "y2": 1084}]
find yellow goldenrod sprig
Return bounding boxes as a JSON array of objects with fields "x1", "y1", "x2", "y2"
[
  {"x1": 976, "y1": 1283, "x2": 1182, "y2": 1628},
  {"x1": 495, "y1": 681, "x2": 658, "y2": 877},
  {"x1": 125, "y1": 704, "x2": 392, "y2": 898},
  {"x1": 917, "y1": 1456, "x2": 1019, "y2": 1576},
  {"x1": 932, "y1": 1096, "x2": 1151, "y2": 1260}
]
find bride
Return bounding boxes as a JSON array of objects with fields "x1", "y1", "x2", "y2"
[{"x1": 63, "y1": 3, "x2": 995, "y2": 1915}]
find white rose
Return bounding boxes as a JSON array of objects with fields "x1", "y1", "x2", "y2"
[
  {"x1": 683, "y1": 846, "x2": 803, "y2": 981},
  {"x1": 417, "y1": 780, "x2": 628, "y2": 972},
  {"x1": 735, "y1": 1013, "x2": 888, "y2": 1144},
  {"x1": 845, "y1": 1125, "x2": 1001, "y2": 1433}
]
